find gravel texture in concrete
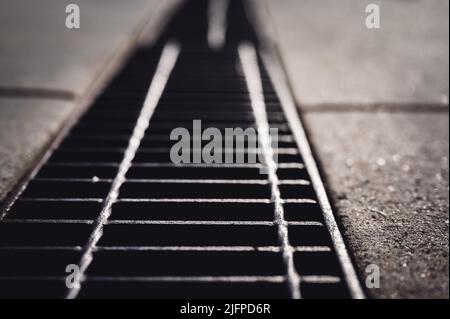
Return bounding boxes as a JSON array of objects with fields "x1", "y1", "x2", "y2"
[
  {"x1": 0, "y1": 99, "x2": 73, "y2": 201},
  {"x1": 304, "y1": 112, "x2": 449, "y2": 298},
  {"x1": 264, "y1": 0, "x2": 449, "y2": 106},
  {"x1": 263, "y1": 0, "x2": 449, "y2": 299}
]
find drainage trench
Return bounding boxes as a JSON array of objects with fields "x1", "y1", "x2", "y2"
[{"x1": 0, "y1": 0, "x2": 363, "y2": 299}]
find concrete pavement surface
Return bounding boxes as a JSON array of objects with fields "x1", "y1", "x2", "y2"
[
  {"x1": 304, "y1": 112, "x2": 449, "y2": 298},
  {"x1": 0, "y1": 0, "x2": 168, "y2": 94},
  {"x1": 264, "y1": 0, "x2": 449, "y2": 106},
  {"x1": 0, "y1": 99, "x2": 73, "y2": 200}
]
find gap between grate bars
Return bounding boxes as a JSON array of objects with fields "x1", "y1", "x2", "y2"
[{"x1": 65, "y1": 42, "x2": 181, "y2": 299}]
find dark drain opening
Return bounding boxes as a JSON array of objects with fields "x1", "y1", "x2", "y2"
[
  {"x1": 0, "y1": 0, "x2": 363, "y2": 299},
  {"x1": 88, "y1": 251, "x2": 284, "y2": 276},
  {"x1": 78, "y1": 281, "x2": 291, "y2": 299},
  {"x1": 5, "y1": 200, "x2": 101, "y2": 220},
  {"x1": 98, "y1": 224, "x2": 280, "y2": 247},
  {"x1": 0, "y1": 223, "x2": 92, "y2": 247},
  {"x1": 110, "y1": 202, "x2": 275, "y2": 221}
]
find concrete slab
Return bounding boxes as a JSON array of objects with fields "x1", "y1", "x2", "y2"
[
  {"x1": 0, "y1": 98, "x2": 74, "y2": 201},
  {"x1": 264, "y1": 0, "x2": 449, "y2": 106},
  {"x1": 304, "y1": 112, "x2": 449, "y2": 298},
  {"x1": 0, "y1": 0, "x2": 164, "y2": 96}
]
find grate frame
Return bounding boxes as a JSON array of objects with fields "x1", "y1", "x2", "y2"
[{"x1": 0, "y1": 0, "x2": 364, "y2": 299}]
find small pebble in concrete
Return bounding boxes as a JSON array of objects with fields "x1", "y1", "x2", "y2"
[
  {"x1": 346, "y1": 158, "x2": 354, "y2": 167},
  {"x1": 402, "y1": 165, "x2": 411, "y2": 172},
  {"x1": 377, "y1": 158, "x2": 386, "y2": 167}
]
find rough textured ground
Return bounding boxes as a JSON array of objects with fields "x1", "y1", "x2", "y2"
[
  {"x1": 265, "y1": 0, "x2": 449, "y2": 298},
  {"x1": 304, "y1": 112, "x2": 449, "y2": 298},
  {"x1": 0, "y1": 99, "x2": 73, "y2": 201}
]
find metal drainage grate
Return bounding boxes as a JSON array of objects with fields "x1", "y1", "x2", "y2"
[{"x1": 0, "y1": 0, "x2": 364, "y2": 299}]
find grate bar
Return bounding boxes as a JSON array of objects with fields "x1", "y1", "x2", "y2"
[
  {"x1": 301, "y1": 276, "x2": 341, "y2": 284},
  {"x1": 66, "y1": 42, "x2": 181, "y2": 299},
  {"x1": 0, "y1": 276, "x2": 287, "y2": 284},
  {"x1": 0, "y1": 275, "x2": 341, "y2": 284},
  {"x1": 261, "y1": 49, "x2": 366, "y2": 299},
  {"x1": 45, "y1": 162, "x2": 306, "y2": 169},
  {"x1": 239, "y1": 43, "x2": 301, "y2": 299},
  {"x1": 0, "y1": 245, "x2": 332, "y2": 252},
  {"x1": 18, "y1": 198, "x2": 104, "y2": 203},
  {"x1": 0, "y1": 0, "x2": 364, "y2": 299},
  {"x1": 4, "y1": 219, "x2": 324, "y2": 226},
  {"x1": 83, "y1": 276, "x2": 286, "y2": 283}
]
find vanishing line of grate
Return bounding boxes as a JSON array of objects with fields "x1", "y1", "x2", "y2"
[
  {"x1": 58, "y1": 42, "x2": 182, "y2": 299},
  {"x1": 0, "y1": 59, "x2": 326, "y2": 300},
  {"x1": 238, "y1": 44, "x2": 304, "y2": 299}
]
